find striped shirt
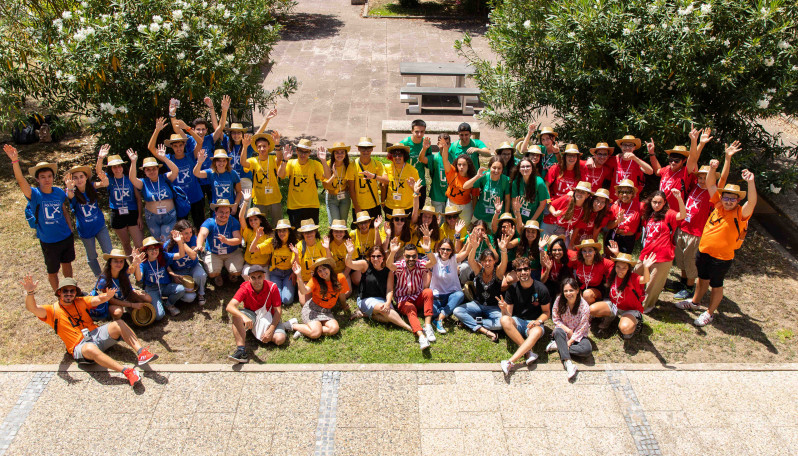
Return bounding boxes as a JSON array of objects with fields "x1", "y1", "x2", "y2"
[
  {"x1": 552, "y1": 296, "x2": 591, "y2": 343},
  {"x1": 393, "y1": 258, "x2": 427, "y2": 302}
]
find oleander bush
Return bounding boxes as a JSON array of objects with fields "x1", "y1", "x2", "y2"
[{"x1": 456, "y1": 0, "x2": 798, "y2": 190}]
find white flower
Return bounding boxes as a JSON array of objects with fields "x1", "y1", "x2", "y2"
[
  {"x1": 225, "y1": 54, "x2": 234, "y2": 61},
  {"x1": 768, "y1": 88, "x2": 776, "y2": 93},
  {"x1": 73, "y1": 31, "x2": 86, "y2": 41},
  {"x1": 93, "y1": 53, "x2": 100, "y2": 59},
  {"x1": 182, "y1": 22, "x2": 189, "y2": 31},
  {"x1": 67, "y1": 74, "x2": 76, "y2": 83},
  {"x1": 153, "y1": 15, "x2": 163, "y2": 23},
  {"x1": 678, "y1": 4, "x2": 694, "y2": 16},
  {"x1": 177, "y1": 51, "x2": 186, "y2": 59},
  {"x1": 223, "y1": 9, "x2": 230, "y2": 18},
  {"x1": 779, "y1": 40, "x2": 791, "y2": 49},
  {"x1": 764, "y1": 57, "x2": 774, "y2": 67},
  {"x1": 757, "y1": 97, "x2": 770, "y2": 109},
  {"x1": 568, "y1": 32, "x2": 576, "y2": 39},
  {"x1": 149, "y1": 22, "x2": 161, "y2": 32},
  {"x1": 53, "y1": 18, "x2": 63, "y2": 28},
  {"x1": 793, "y1": 65, "x2": 798, "y2": 71},
  {"x1": 85, "y1": 26, "x2": 95, "y2": 35},
  {"x1": 669, "y1": 103, "x2": 674, "y2": 107},
  {"x1": 761, "y1": 7, "x2": 768, "y2": 15},
  {"x1": 216, "y1": 4, "x2": 224, "y2": 10},
  {"x1": 622, "y1": 27, "x2": 631, "y2": 36},
  {"x1": 117, "y1": 106, "x2": 128, "y2": 113},
  {"x1": 155, "y1": 81, "x2": 167, "y2": 91},
  {"x1": 721, "y1": 59, "x2": 727, "y2": 65},
  {"x1": 55, "y1": 70, "x2": 63, "y2": 79},
  {"x1": 137, "y1": 24, "x2": 147, "y2": 33},
  {"x1": 114, "y1": 120, "x2": 121, "y2": 127},
  {"x1": 177, "y1": 31, "x2": 188, "y2": 39},
  {"x1": 682, "y1": 26, "x2": 689, "y2": 33},
  {"x1": 631, "y1": 18, "x2": 641, "y2": 25},
  {"x1": 723, "y1": 39, "x2": 730, "y2": 47},
  {"x1": 86, "y1": 116, "x2": 97, "y2": 124},
  {"x1": 661, "y1": 23, "x2": 668, "y2": 29},
  {"x1": 701, "y1": 82, "x2": 707, "y2": 88},
  {"x1": 644, "y1": 66, "x2": 651, "y2": 73},
  {"x1": 700, "y1": 3, "x2": 711, "y2": 14},
  {"x1": 523, "y1": 19, "x2": 531, "y2": 29},
  {"x1": 163, "y1": 22, "x2": 172, "y2": 31},
  {"x1": 172, "y1": 10, "x2": 183, "y2": 20},
  {"x1": 62, "y1": 11, "x2": 72, "y2": 19}
]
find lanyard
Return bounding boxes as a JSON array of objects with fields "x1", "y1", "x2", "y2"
[
  {"x1": 113, "y1": 177, "x2": 126, "y2": 202},
  {"x1": 145, "y1": 177, "x2": 163, "y2": 201},
  {"x1": 258, "y1": 156, "x2": 272, "y2": 188}
]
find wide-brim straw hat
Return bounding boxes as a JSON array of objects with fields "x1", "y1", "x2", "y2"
[
  {"x1": 274, "y1": 219, "x2": 292, "y2": 230},
  {"x1": 614, "y1": 179, "x2": 638, "y2": 193},
  {"x1": 330, "y1": 219, "x2": 348, "y2": 231},
  {"x1": 356, "y1": 137, "x2": 375, "y2": 148},
  {"x1": 547, "y1": 235, "x2": 565, "y2": 250},
  {"x1": 210, "y1": 199, "x2": 237, "y2": 211},
  {"x1": 593, "y1": 188, "x2": 611, "y2": 200},
  {"x1": 387, "y1": 144, "x2": 410, "y2": 153},
  {"x1": 575, "y1": 238, "x2": 603, "y2": 251},
  {"x1": 105, "y1": 155, "x2": 126, "y2": 167},
  {"x1": 163, "y1": 134, "x2": 187, "y2": 147},
  {"x1": 537, "y1": 127, "x2": 558, "y2": 139},
  {"x1": 388, "y1": 209, "x2": 408, "y2": 219},
  {"x1": 225, "y1": 122, "x2": 248, "y2": 132},
  {"x1": 140, "y1": 157, "x2": 163, "y2": 169},
  {"x1": 28, "y1": 162, "x2": 57, "y2": 178},
  {"x1": 251, "y1": 133, "x2": 276, "y2": 152},
  {"x1": 498, "y1": 212, "x2": 515, "y2": 222},
  {"x1": 525, "y1": 145, "x2": 544, "y2": 155},
  {"x1": 697, "y1": 165, "x2": 711, "y2": 174},
  {"x1": 574, "y1": 181, "x2": 593, "y2": 194},
  {"x1": 354, "y1": 211, "x2": 374, "y2": 224},
  {"x1": 443, "y1": 206, "x2": 462, "y2": 216},
  {"x1": 130, "y1": 302, "x2": 157, "y2": 327},
  {"x1": 615, "y1": 135, "x2": 642, "y2": 150},
  {"x1": 328, "y1": 142, "x2": 351, "y2": 152},
  {"x1": 311, "y1": 257, "x2": 336, "y2": 271},
  {"x1": 66, "y1": 165, "x2": 92, "y2": 179},
  {"x1": 419, "y1": 205, "x2": 438, "y2": 216},
  {"x1": 245, "y1": 207, "x2": 264, "y2": 218},
  {"x1": 720, "y1": 184, "x2": 746, "y2": 199},
  {"x1": 613, "y1": 253, "x2": 638, "y2": 266},
  {"x1": 102, "y1": 249, "x2": 130, "y2": 261},
  {"x1": 523, "y1": 220, "x2": 541, "y2": 231},
  {"x1": 211, "y1": 149, "x2": 230, "y2": 160},
  {"x1": 179, "y1": 274, "x2": 197, "y2": 291},
  {"x1": 495, "y1": 141, "x2": 516, "y2": 153},
  {"x1": 665, "y1": 145, "x2": 690, "y2": 157},
  {"x1": 141, "y1": 236, "x2": 162, "y2": 249},
  {"x1": 563, "y1": 144, "x2": 581, "y2": 155},
  {"x1": 297, "y1": 218, "x2": 320, "y2": 233},
  {"x1": 295, "y1": 139, "x2": 313, "y2": 150},
  {"x1": 589, "y1": 142, "x2": 615, "y2": 154}
]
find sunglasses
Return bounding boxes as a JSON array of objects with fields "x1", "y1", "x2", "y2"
[
  {"x1": 516, "y1": 267, "x2": 530, "y2": 272},
  {"x1": 60, "y1": 288, "x2": 77, "y2": 294},
  {"x1": 393, "y1": 218, "x2": 406, "y2": 222},
  {"x1": 721, "y1": 196, "x2": 739, "y2": 203},
  {"x1": 445, "y1": 214, "x2": 459, "y2": 219},
  {"x1": 370, "y1": 254, "x2": 383, "y2": 259},
  {"x1": 439, "y1": 247, "x2": 452, "y2": 252},
  {"x1": 595, "y1": 152, "x2": 609, "y2": 157},
  {"x1": 617, "y1": 189, "x2": 634, "y2": 195},
  {"x1": 668, "y1": 156, "x2": 684, "y2": 163},
  {"x1": 404, "y1": 255, "x2": 417, "y2": 260}
]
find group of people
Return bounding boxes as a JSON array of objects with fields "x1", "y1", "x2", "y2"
[{"x1": 10, "y1": 95, "x2": 758, "y2": 383}]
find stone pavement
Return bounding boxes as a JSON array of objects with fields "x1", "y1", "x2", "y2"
[{"x1": 0, "y1": 364, "x2": 796, "y2": 455}]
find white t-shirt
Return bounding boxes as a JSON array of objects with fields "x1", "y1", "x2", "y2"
[{"x1": 430, "y1": 254, "x2": 461, "y2": 296}]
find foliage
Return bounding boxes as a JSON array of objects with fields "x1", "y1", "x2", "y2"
[
  {"x1": 456, "y1": 0, "x2": 798, "y2": 190},
  {"x1": 0, "y1": 0, "x2": 297, "y2": 151}
]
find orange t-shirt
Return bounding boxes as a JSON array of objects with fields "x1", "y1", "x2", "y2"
[
  {"x1": 446, "y1": 167, "x2": 479, "y2": 205},
  {"x1": 698, "y1": 193, "x2": 750, "y2": 261},
  {"x1": 39, "y1": 297, "x2": 98, "y2": 355},
  {"x1": 309, "y1": 273, "x2": 350, "y2": 309}
]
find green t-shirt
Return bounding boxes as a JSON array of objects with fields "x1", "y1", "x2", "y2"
[
  {"x1": 426, "y1": 153, "x2": 448, "y2": 203},
  {"x1": 449, "y1": 139, "x2": 485, "y2": 169},
  {"x1": 511, "y1": 175, "x2": 550, "y2": 224},
  {"x1": 472, "y1": 174, "x2": 510, "y2": 223},
  {"x1": 399, "y1": 137, "x2": 427, "y2": 187}
]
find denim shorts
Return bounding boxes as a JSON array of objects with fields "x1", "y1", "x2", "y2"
[{"x1": 513, "y1": 316, "x2": 544, "y2": 338}]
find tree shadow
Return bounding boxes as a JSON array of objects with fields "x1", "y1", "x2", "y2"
[
  {"x1": 280, "y1": 13, "x2": 345, "y2": 42},
  {"x1": 422, "y1": 19, "x2": 488, "y2": 36}
]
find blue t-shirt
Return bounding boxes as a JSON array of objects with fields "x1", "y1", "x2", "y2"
[
  {"x1": 91, "y1": 276, "x2": 127, "y2": 300},
  {"x1": 227, "y1": 143, "x2": 252, "y2": 181},
  {"x1": 28, "y1": 187, "x2": 72, "y2": 243},
  {"x1": 201, "y1": 217, "x2": 241, "y2": 254},
  {"x1": 141, "y1": 175, "x2": 174, "y2": 202},
  {"x1": 70, "y1": 191, "x2": 106, "y2": 238},
  {"x1": 140, "y1": 252, "x2": 177, "y2": 287},
  {"x1": 107, "y1": 176, "x2": 138, "y2": 211},
  {"x1": 204, "y1": 169, "x2": 240, "y2": 203},
  {"x1": 186, "y1": 133, "x2": 229, "y2": 186},
  {"x1": 167, "y1": 153, "x2": 204, "y2": 203},
  {"x1": 167, "y1": 235, "x2": 199, "y2": 272}
]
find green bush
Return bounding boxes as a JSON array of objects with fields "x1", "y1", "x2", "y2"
[
  {"x1": 0, "y1": 0, "x2": 297, "y2": 150},
  {"x1": 456, "y1": 0, "x2": 798, "y2": 190}
]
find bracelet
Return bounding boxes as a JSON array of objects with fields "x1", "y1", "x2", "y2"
[
  {"x1": 649, "y1": 153, "x2": 655, "y2": 156},
  {"x1": 413, "y1": 193, "x2": 420, "y2": 197},
  {"x1": 26, "y1": 291, "x2": 35, "y2": 295},
  {"x1": 12, "y1": 160, "x2": 19, "y2": 164}
]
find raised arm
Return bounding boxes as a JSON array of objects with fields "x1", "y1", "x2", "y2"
[
  {"x1": 3, "y1": 146, "x2": 32, "y2": 199},
  {"x1": 344, "y1": 240, "x2": 368, "y2": 273},
  {"x1": 441, "y1": 139, "x2": 452, "y2": 173},
  {"x1": 96, "y1": 144, "x2": 110, "y2": 177},
  {"x1": 255, "y1": 108, "x2": 278, "y2": 135},
  {"x1": 193, "y1": 149, "x2": 209, "y2": 179},
  {"x1": 463, "y1": 167, "x2": 486, "y2": 190},
  {"x1": 20, "y1": 275, "x2": 46, "y2": 319},
  {"x1": 317, "y1": 147, "x2": 331, "y2": 179},
  {"x1": 688, "y1": 127, "x2": 710, "y2": 174},
  {"x1": 496, "y1": 234, "x2": 509, "y2": 279},
  {"x1": 212, "y1": 95, "x2": 230, "y2": 143},
  {"x1": 154, "y1": 144, "x2": 179, "y2": 181},
  {"x1": 239, "y1": 188, "x2": 252, "y2": 229},
  {"x1": 418, "y1": 137, "x2": 431, "y2": 165},
  {"x1": 277, "y1": 145, "x2": 291, "y2": 178},
  {"x1": 719, "y1": 141, "x2": 740, "y2": 189},
  {"x1": 126, "y1": 149, "x2": 143, "y2": 189},
  {"x1": 466, "y1": 234, "x2": 481, "y2": 275},
  {"x1": 639, "y1": 253, "x2": 655, "y2": 286},
  {"x1": 385, "y1": 237, "x2": 401, "y2": 272},
  {"x1": 519, "y1": 122, "x2": 537, "y2": 154},
  {"x1": 740, "y1": 169, "x2": 757, "y2": 219},
  {"x1": 148, "y1": 117, "x2": 168, "y2": 155},
  {"x1": 646, "y1": 139, "x2": 662, "y2": 176},
  {"x1": 672, "y1": 189, "x2": 686, "y2": 221}
]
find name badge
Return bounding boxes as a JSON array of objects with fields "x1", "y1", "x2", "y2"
[
  {"x1": 156, "y1": 207, "x2": 167, "y2": 215},
  {"x1": 392, "y1": 193, "x2": 402, "y2": 201},
  {"x1": 217, "y1": 247, "x2": 227, "y2": 255},
  {"x1": 485, "y1": 207, "x2": 495, "y2": 215},
  {"x1": 521, "y1": 209, "x2": 530, "y2": 217},
  {"x1": 118, "y1": 207, "x2": 129, "y2": 215},
  {"x1": 265, "y1": 188, "x2": 273, "y2": 194},
  {"x1": 337, "y1": 192, "x2": 346, "y2": 200}
]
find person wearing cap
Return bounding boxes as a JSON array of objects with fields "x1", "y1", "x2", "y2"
[
  {"x1": 439, "y1": 206, "x2": 467, "y2": 252},
  {"x1": 226, "y1": 264, "x2": 294, "y2": 363},
  {"x1": 386, "y1": 238, "x2": 438, "y2": 350},
  {"x1": 177, "y1": 95, "x2": 231, "y2": 201},
  {"x1": 96, "y1": 145, "x2": 145, "y2": 256},
  {"x1": 4, "y1": 145, "x2": 75, "y2": 292},
  {"x1": 277, "y1": 139, "x2": 331, "y2": 226},
  {"x1": 611, "y1": 135, "x2": 653, "y2": 200},
  {"x1": 449, "y1": 122, "x2": 488, "y2": 169},
  {"x1": 544, "y1": 181, "x2": 592, "y2": 245},
  {"x1": 604, "y1": 179, "x2": 642, "y2": 255},
  {"x1": 241, "y1": 109, "x2": 283, "y2": 227},
  {"x1": 584, "y1": 142, "x2": 616, "y2": 193},
  {"x1": 149, "y1": 116, "x2": 206, "y2": 227},
  {"x1": 671, "y1": 143, "x2": 737, "y2": 300},
  {"x1": 63, "y1": 162, "x2": 112, "y2": 278},
  {"x1": 239, "y1": 191, "x2": 273, "y2": 282},
  {"x1": 495, "y1": 141, "x2": 519, "y2": 180},
  {"x1": 590, "y1": 253, "x2": 656, "y2": 336},
  {"x1": 193, "y1": 148, "x2": 242, "y2": 211},
  {"x1": 571, "y1": 188, "x2": 613, "y2": 246},
  {"x1": 126, "y1": 146, "x2": 181, "y2": 244},
  {"x1": 443, "y1": 147, "x2": 479, "y2": 224},
  {"x1": 463, "y1": 156, "x2": 511, "y2": 225},
  {"x1": 165, "y1": 219, "x2": 207, "y2": 305},
  {"x1": 384, "y1": 143, "x2": 421, "y2": 213},
  {"x1": 322, "y1": 142, "x2": 352, "y2": 224},
  {"x1": 418, "y1": 133, "x2": 454, "y2": 215},
  {"x1": 134, "y1": 233, "x2": 188, "y2": 318},
  {"x1": 197, "y1": 199, "x2": 244, "y2": 287},
  {"x1": 511, "y1": 156, "x2": 549, "y2": 226},
  {"x1": 293, "y1": 219, "x2": 332, "y2": 293},
  {"x1": 546, "y1": 143, "x2": 587, "y2": 202},
  {"x1": 676, "y1": 169, "x2": 757, "y2": 327},
  {"x1": 647, "y1": 129, "x2": 704, "y2": 211},
  {"x1": 90, "y1": 249, "x2": 153, "y2": 322},
  {"x1": 258, "y1": 219, "x2": 297, "y2": 306},
  {"x1": 519, "y1": 123, "x2": 560, "y2": 172},
  {"x1": 346, "y1": 137, "x2": 388, "y2": 221},
  {"x1": 411, "y1": 204, "x2": 441, "y2": 257},
  {"x1": 568, "y1": 238, "x2": 617, "y2": 304},
  {"x1": 637, "y1": 187, "x2": 686, "y2": 313},
  {"x1": 291, "y1": 258, "x2": 349, "y2": 340},
  {"x1": 398, "y1": 119, "x2": 430, "y2": 206},
  {"x1": 21, "y1": 275, "x2": 158, "y2": 386}
]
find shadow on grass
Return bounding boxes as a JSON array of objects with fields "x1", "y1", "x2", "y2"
[{"x1": 280, "y1": 12, "x2": 345, "y2": 42}]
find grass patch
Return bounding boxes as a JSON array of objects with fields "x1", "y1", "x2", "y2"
[
  {"x1": 776, "y1": 328, "x2": 794, "y2": 343},
  {"x1": 366, "y1": 0, "x2": 484, "y2": 17}
]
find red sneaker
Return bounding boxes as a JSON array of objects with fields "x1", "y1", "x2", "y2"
[
  {"x1": 123, "y1": 367, "x2": 141, "y2": 386},
  {"x1": 137, "y1": 348, "x2": 158, "y2": 366}
]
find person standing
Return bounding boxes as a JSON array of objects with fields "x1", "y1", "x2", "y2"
[
  {"x1": 96, "y1": 146, "x2": 144, "y2": 256},
  {"x1": 64, "y1": 165, "x2": 113, "y2": 278},
  {"x1": 346, "y1": 137, "x2": 388, "y2": 221},
  {"x1": 127, "y1": 146, "x2": 181, "y2": 244},
  {"x1": 398, "y1": 119, "x2": 430, "y2": 205},
  {"x1": 323, "y1": 142, "x2": 353, "y2": 223},
  {"x1": 448, "y1": 122, "x2": 488, "y2": 168},
  {"x1": 278, "y1": 140, "x2": 331, "y2": 226},
  {"x1": 242, "y1": 131, "x2": 283, "y2": 227},
  {"x1": 419, "y1": 134, "x2": 453, "y2": 214}
]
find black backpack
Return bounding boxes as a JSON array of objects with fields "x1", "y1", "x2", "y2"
[{"x1": 12, "y1": 120, "x2": 37, "y2": 145}]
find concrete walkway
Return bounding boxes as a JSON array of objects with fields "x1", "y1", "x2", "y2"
[{"x1": 0, "y1": 364, "x2": 796, "y2": 455}]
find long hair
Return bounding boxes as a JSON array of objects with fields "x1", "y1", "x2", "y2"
[
  {"x1": 487, "y1": 155, "x2": 504, "y2": 177},
  {"x1": 246, "y1": 214, "x2": 272, "y2": 233},
  {"x1": 313, "y1": 265, "x2": 341, "y2": 298},
  {"x1": 557, "y1": 154, "x2": 582, "y2": 181},
  {"x1": 166, "y1": 219, "x2": 194, "y2": 252},
  {"x1": 513, "y1": 157, "x2": 539, "y2": 203},
  {"x1": 415, "y1": 214, "x2": 440, "y2": 243},
  {"x1": 367, "y1": 244, "x2": 386, "y2": 267},
  {"x1": 582, "y1": 194, "x2": 610, "y2": 226},
  {"x1": 550, "y1": 238, "x2": 569, "y2": 266},
  {"x1": 576, "y1": 246, "x2": 598, "y2": 265},
  {"x1": 557, "y1": 277, "x2": 582, "y2": 316},
  {"x1": 212, "y1": 157, "x2": 232, "y2": 173},
  {"x1": 606, "y1": 263, "x2": 633, "y2": 293},
  {"x1": 390, "y1": 217, "x2": 412, "y2": 243},
  {"x1": 493, "y1": 220, "x2": 515, "y2": 252},
  {"x1": 273, "y1": 227, "x2": 297, "y2": 250},
  {"x1": 563, "y1": 193, "x2": 579, "y2": 221},
  {"x1": 454, "y1": 155, "x2": 477, "y2": 178},
  {"x1": 100, "y1": 259, "x2": 133, "y2": 297},
  {"x1": 328, "y1": 151, "x2": 350, "y2": 174},
  {"x1": 73, "y1": 171, "x2": 99, "y2": 205},
  {"x1": 516, "y1": 227, "x2": 541, "y2": 264},
  {"x1": 642, "y1": 190, "x2": 669, "y2": 223},
  {"x1": 300, "y1": 230, "x2": 321, "y2": 258}
]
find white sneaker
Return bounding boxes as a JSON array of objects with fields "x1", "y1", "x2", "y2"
[
  {"x1": 424, "y1": 325, "x2": 436, "y2": 342},
  {"x1": 524, "y1": 351, "x2": 539, "y2": 365},
  {"x1": 545, "y1": 341, "x2": 557, "y2": 353},
  {"x1": 675, "y1": 300, "x2": 700, "y2": 311},
  {"x1": 167, "y1": 306, "x2": 180, "y2": 316},
  {"x1": 694, "y1": 311, "x2": 714, "y2": 327},
  {"x1": 418, "y1": 335, "x2": 430, "y2": 350},
  {"x1": 500, "y1": 360, "x2": 514, "y2": 376},
  {"x1": 564, "y1": 360, "x2": 578, "y2": 380},
  {"x1": 293, "y1": 331, "x2": 302, "y2": 340},
  {"x1": 284, "y1": 318, "x2": 298, "y2": 332}
]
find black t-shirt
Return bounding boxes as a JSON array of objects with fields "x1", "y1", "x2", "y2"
[
  {"x1": 504, "y1": 279, "x2": 550, "y2": 321},
  {"x1": 475, "y1": 273, "x2": 502, "y2": 307},
  {"x1": 360, "y1": 265, "x2": 389, "y2": 300}
]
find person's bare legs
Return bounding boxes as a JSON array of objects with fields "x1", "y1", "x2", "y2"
[
  {"x1": 589, "y1": 301, "x2": 614, "y2": 318},
  {"x1": 293, "y1": 321, "x2": 323, "y2": 339},
  {"x1": 508, "y1": 326, "x2": 544, "y2": 363},
  {"x1": 106, "y1": 320, "x2": 143, "y2": 353},
  {"x1": 79, "y1": 344, "x2": 125, "y2": 372},
  {"x1": 500, "y1": 315, "x2": 525, "y2": 346},
  {"x1": 129, "y1": 225, "x2": 144, "y2": 249},
  {"x1": 61, "y1": 262, "x2": 73, "y2": 277},
  {"x1": 618, "y1": 314, "x2": 638, "y2": 336},
  {"x1": 231, "y1": 315, "x2": 247, "y2": 346},
  {"x1": 322, "y1": 319, "x2": 340, "y2": 336},
  {"x1": 115, "y1": 228, "x2": 133, "y2": 256},
  {"x1": 372, "y1": 308, "x2": 413, "y2": 331},
  {"x1": 47, "y1": 273, "x2": 59, "y2": 292},
  {"x1": 706, "y1": 286, "x2": 724, "y2": 315}
]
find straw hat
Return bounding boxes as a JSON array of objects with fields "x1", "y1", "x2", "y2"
[
  {"x1": 224, "y1": 122, "x2": 248, "y2": 132},
  {"x1": 523, "y1": 220, "x2": 541, "y2": 231},
  {"x1": 537, "y1": 126, "x2": 558, "y2": 139},
  {"x1": 593, "y1": 188, "x2": 611, "y2": 200},
  {"x1": 105, "y1": 155, "x2": 126, "y2": 167},
  {"x1": 574, "y1": 181, "x2": 593, "y2": 194},
  {"x1": 563, "y1": 144, "x2": 581, "y2": 155},
  {"x1": 575, "y1": 238, "x2": 602, "y2": 251},
  {"x1": 356, "y1": 137, "x2": 375, "y2": 148},
  {"x1": 28, "y1": 162, "x2": 57, "y2": 178},
  {"x1": 211, "y1": 149, "x2": 230, "y2": 160},
  {"x1": 311, "y1": 257, "x2": 336, "y2": 271},
  {"x1": 251, "y1": 133, "x2": 276, "y2": 152},
  {"x1": 615, "y1": 135, "x2": 642, "y2": 150},
  {"x1": 354, "y1": 211, "x2": 374, "y2": 224},
  {"x1": 210, "y1": 199, "x2": 237, "y2": 211},
  {"x1": 297, "y1": 218, "x2": 320, "y2": 233},
  {"x1": 495, "y1": 141, "x2": 516, "y2": 153},
  {"x1": 328, "y1": 142, "x2": 351, "y2": 152},
  {"x1": 139, "y1": 157, "x2": 162, "y2": 169},
  {"x1": 589, "y1": 142, "x2": 615, "y2": 154},
  {"x1": 179, "y1": 275, "x2": 197, "y2": 291},
  {"x1": 295, "y1": 139, "x2": 313, "y2": 150},
  {"x1": 419, "y1": 205, "x2": 438, "y2": 216},
  {"x1": 719, "y1": 184, "x2": 746, "y2": 199},
  {"x1": 547, "y1": 235, "x2": 565, "y2": 250},
  {"x1": 387, "y1": 143, "x2": 410, "y2": 153},
  {"x1": 498, "y1": 212, "x2": 515, "y2": 222},
  {"x1": 525, "y1": 145, "x2": 544, "y2": 155},
  {"x1": 697, "y1": 165, "x2": 711, "y2": 174},
  {"x1": 388, "y1": 209, "x2": 408, "y2": 219},
  {"x1": 245, "y1": 207, "x2": 264, "y2": 218},
  {"x1": 329, "y1": 219, "x2": 348, "y2": 231},
  {"x1": 141, "y1": 236, "x2": 162, "y2": 249},
  {"x1": 66, "y1": 165, "x2": 92, "y2": 179},
  {"x1": 614, "y1": 179, "x2": 637, "y2": 193},
  {"x1": 274, "y1": 219, "x2": 292, "y2": 230},
  {"x1": 130, "y1": 302, "x2": 157, "y2": 327},
  {"x1": 613, "y1": 253, "x2": 638, "y2": 266},
  {"x1": 665, "y1": 145, "x2": 690, "y2": 158},
  {"x1": 102, "y1": 249, "x2": 130, "y2": 261},
  {"x1": 443, "y1": 206, "x2": 462, "y2": 216},
  {"x1": 163, "y1": 134, "x2": 187, "y2": 147}
]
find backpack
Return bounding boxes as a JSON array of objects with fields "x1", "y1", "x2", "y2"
[
  {"x1": 165, "y1": 179, "x2": 191, "y2": 219},
  {"x1": 24, "y1": 200, "x2": 40, "y2": 229},
  {"x1": 12, "y1": 120, "x2": 37, "y2": 145}
]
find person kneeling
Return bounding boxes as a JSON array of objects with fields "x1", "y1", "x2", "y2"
[
  {"x1": 291, "y1": 258, "x2": 349, "y2": 340},
  {"x1": 226, "y1": 265, "x2": 293, "y2": 363},
  {"x1": 590, "y1": 253, "x2": 655, "y2": 339},
  {"x1": 21, "y1": 276, "x2": 157, "y2": 386}
]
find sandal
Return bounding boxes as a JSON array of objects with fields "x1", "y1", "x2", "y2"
[{"x1": 485, "y1": 330, "x2": 499, "y2": 343}]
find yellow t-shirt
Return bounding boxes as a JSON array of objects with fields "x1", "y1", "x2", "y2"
[
  {"x1": 440, "y1": 223, "x2": 467, "y2": 242},
  {"x1": 259, "y1": 237, "x2": 294, "y2": 271},
  {"x1": 285, "y1": 159, "x2": 324, "y2": 209},
  {"x1": 329, "y1": 240, "x2": 348, "y2": 274},
  {"x1": 384, "y1": 162, "x2": 420, "y2": 210},
  {"x1": 296, "y1": 240, "x2": 327, "y2": 282},
  {"x1": 349, "y1": 228, "x2": 377, "y2": 259},
  {"x1": 345, "y1": 159, "x2": 385, "y2": 210},
  {"x1": 242, "y1": 227, "x2": 269, "y2": 265},
  {"x1": 244, "y1": 156, "x2": 281, "y2": 206},
  {"x1": 328, "y1": 163, "x2": 348, "y2": 196},
  {"x1": 378, "y1": 225, "x2": 413, "y2": 251}
]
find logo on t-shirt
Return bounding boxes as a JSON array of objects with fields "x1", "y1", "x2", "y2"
[
  {"x1": 178, "y1": 168, "x2": 192, "y2": 184},
  {"x1": 42, "y1": 201, "x2": 63, "y2": 224}
]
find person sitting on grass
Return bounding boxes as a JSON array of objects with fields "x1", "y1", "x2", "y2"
[
  {"x1": 386, "y1": 239, "x2": 437, "y2": 350},
  {"x1": 196, "y1": 199, "x2": 244, "y2": 287},
  {"x1": 134, "y1": 234, "x2": 188, "y2": 318},
  {"x1": 21, "y1": 275, "x2": 157, "y2": 386},
  {"x1": 590, "y1": 253, "x2": 655, "y2": 337},
  {"x1": 226, "y1": 265, "x2": 294, "y2": 363},
  {"x1": 545, "y1": 277, "x2": 592, "y2": 381},
  {"x1": 291, "y1": 258, "x2": 349, "y2": 340},
  {"x1": 429, "y1": 238, "x2": 469, "y2": 334},
  {"x1": 165, "y1": 219, "x2": 207, "y2": 306},
  {"x1": 90, "y1": 249, "x2": 152, "y2": 322}
]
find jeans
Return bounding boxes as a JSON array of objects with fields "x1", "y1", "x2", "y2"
[
  {"x1": 325, "y1": 192, "x2": 351, "y2": 224},
  {"x1": 433, "y1": 291, "x2": 465, "y2": 319},
  {"x1": 552, "y1": 327, "x2": 592, "y2": 361},
  {"x1": 144, "y1": 208, "x2": 177, "y2": 244},
  {"x1": 173, "y1": 262, "x2": 207, "y2": 302},
  {"x1": 81, "y1": 226, "x2": 113, "y2": 277},
  {"x1": 145, "y1": 282, "x2": 186, "y2": 320},
  {"x1": 357, "y1": 296, "x2": 387, "y2": 318},
  {"x1": 431, "y1": 200, "x2": 446, "y2": 215},
  {"x1": 270, "y1": 268, "x2": 295, "y2": 305},
  {"x1": 453, "y1": 301, "x2": 502, "y2": 331}
]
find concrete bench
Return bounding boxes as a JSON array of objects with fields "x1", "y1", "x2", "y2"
[
  {"x1": 399, "y1": 86, "x2": 482, "y2": 115},
  {"x1": 381, "y1": 120, "x2": 480, "y2": 152}
]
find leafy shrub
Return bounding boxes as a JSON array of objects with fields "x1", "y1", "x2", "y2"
[{"x1": 456, "y1": 0, "x2": 798, "y2": 190}]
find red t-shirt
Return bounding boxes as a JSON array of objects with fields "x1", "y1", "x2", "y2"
[
  {"x1": 583, "y1": 162, "x2": 614, "y2": 192},
  {"x1": 545, "y1": 194, "x2": 584, "y2": 229},
  {"x1": 608, "y1": 273, "x2": 645, "y2": 313},
  {"x1": 640, "y1": 209, "x2": 679, "y2": 262},
  {"x1": 679, "y1": 183, "x2": 713, "y2": 237},
  {"x1": 546, "y1": 161, "x2": 587, "y2": 201},
  {"x1": 233, "y1": 280, "x2": 282, "y2": 315},
  {"x1": 569, "y1": 256, "x2": 614, "y2": 289},
  {"x1": 612, "y1": 199, "x2": 642, "y2": 236},
  {"x1": 574, "y1": 210, "x2": 612, "y2": 242},
  {"x1": 546, "y1": 259, "x2": 570, "y2": 283},
  {"x1": 611, "y1": 156, "x2": 646, "y2": 200},
  {"x1": 659, "y1": 165, "x2": 693, "y2": 211}
]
